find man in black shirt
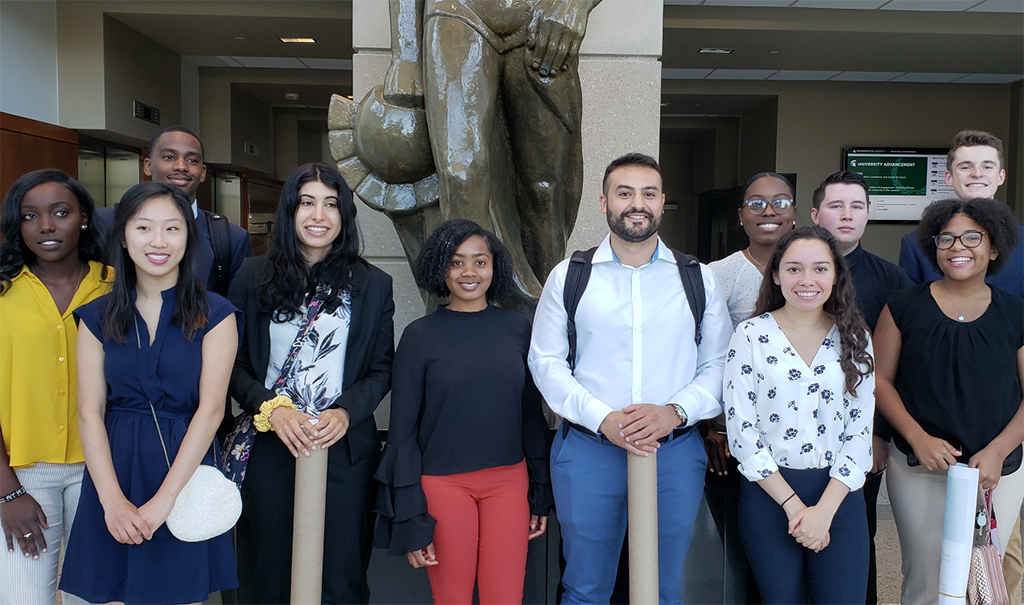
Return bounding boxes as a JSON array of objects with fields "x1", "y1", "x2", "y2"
[{"x1": 811, "y1": 170, "x2": 911, "y2": 604}]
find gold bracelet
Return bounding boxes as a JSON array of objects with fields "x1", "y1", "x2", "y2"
[{"x1": 253, "y1": 395, "x2": 296, "y2": 432}]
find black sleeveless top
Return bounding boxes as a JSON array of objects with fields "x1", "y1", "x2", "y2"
[{"x1": 888, "y1": 282, "x2": 1023, "y2": 475}]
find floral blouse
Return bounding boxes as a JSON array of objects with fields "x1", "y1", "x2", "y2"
[
  {"x1": 265, "y1": 291, "x2": 352, "y2": 415},
  {"x1": 723, "y1": 313, "x2": 875, "y2": 492}
]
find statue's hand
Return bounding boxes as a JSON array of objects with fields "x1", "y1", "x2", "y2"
[
  {"x1": 383, "y1": 57, "x2": 424, "y2": 109},
  {"x1": 526, "y1": 0, "x2": 594, "y2": 77}
]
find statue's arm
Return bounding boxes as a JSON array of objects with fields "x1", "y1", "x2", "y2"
[
  {"x1": 526, "y1": 0, "x2": 602, "y2": 77},
  {"x1": 384, "y1": 0, "x2": 425, "y2": 108}
]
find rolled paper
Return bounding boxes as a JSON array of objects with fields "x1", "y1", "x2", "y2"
[
  {"x1": 290, "y1": 419, "x2": 329, "y2": 605},
  {"x1": 937, "y1": 463, "x2": 980, "y2": 605},
  {"x1": 628, "y1": 451, "x2": 659, "y2": 605}
]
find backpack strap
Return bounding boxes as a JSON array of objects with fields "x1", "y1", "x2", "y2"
[
  {"x1": 563, "y1": 247, "x2": 597, "y2": 373},
  {"x1": 204, "y1": 209, "x2": 233, "y2": 296},
  {"x1": 671, "y1": 249, "x2": 706, "y2": 347}
]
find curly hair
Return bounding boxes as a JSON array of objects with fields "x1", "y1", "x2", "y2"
[
  {"x1": 414, "y1": 219, "x2": 514, "y2": 303},
  {"x1": 102, "y1": 182, "x2": 207, "y2": 343},
  {"x1": 259, "y1": 162, "x2": 361, "y2": 322},
  {"x1": 916, "y1": 198, "x2": 1020, "y2": 276},
  {"x1": 1, "y1": 169, "x2": 106, "y2": 293},
  {"x1": 753, "y1": 226, "x2": 874, "y2": 397}
]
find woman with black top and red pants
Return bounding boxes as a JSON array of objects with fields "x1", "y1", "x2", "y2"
[{"x1": 374, "y1": 219, "x2": 552, "y2": 605}]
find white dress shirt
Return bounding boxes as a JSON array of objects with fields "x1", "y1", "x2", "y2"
[
  {"x1": 529, "y1": 235, "x2": 732, "y2": 433},
  {"x1": 724, "y1": 313, "x2": 874, "y2": 491},
  {"x1": 709, "y1": 250, "x2": 764, "y2": 329}
]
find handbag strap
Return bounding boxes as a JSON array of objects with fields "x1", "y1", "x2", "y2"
[
  {"x1": 271, "y1": 287, "x2": 329, "y2": 390},
  {"x1": 134, "y1": 315, "x2": 214, "y2": 471}
]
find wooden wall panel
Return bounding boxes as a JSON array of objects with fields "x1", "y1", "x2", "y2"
[{"x1": 0, "y1": 112, "x2": 79, "y2": 198}]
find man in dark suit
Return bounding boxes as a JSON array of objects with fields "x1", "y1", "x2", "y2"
[
  {"x1": 97, "y1": 126, "x2": 252, "y2": 295},
  {"x1": 898, "y1": 130, "x2": 1023, "y2": 299}
]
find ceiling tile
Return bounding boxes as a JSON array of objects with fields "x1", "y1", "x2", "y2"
[
  {"x1": 705, "y1": 69, "x2": 778, "y2": 79},
  {"x1": 967, "y1": 0, "x2": 1024, "y2": 11},
  {"x1": 663, "y1": 68, "x2": 714, "y2": 79},
  {"x1": 828, "y1": 71, "x2": 904, "y2": 81},
  {"x1": 299, "y1": 58, "x2": 353, "y2": 70},
  {"x1": 769, "y1": 70, "x2": 842, "y2": 80},
  {"x1": 890, "y1": 72, "x2": 969, "y2": 82},
  {"x1": 702, "y1": 0, "x2": 796, "y2": 6},
  {"x1": 216, "y1": 56, "x2": 245, "y2": 68},
  {"x1": 792, "y1": 0, "x2": 888, "y2": 7},
  {"x1": 881, "y1": 0, "x2": 983, "y2": 11},
  {"x1": 949, "y1": 73, "x2": 1024, "y2": 83},
  {"x1": 232, "y1": 56, "x2": 308, "y2": 69}
]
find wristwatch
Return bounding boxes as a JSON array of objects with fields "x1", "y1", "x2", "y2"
[{"x1": 670, "y1": 404, "x2": 688, "y2": 428}]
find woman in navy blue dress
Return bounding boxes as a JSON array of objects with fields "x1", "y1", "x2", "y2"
[{"x1": 59, "y1": 182, "x2": 240, "y2": 604}]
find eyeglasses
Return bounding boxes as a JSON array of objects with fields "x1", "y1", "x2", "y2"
[
  {"x1": 933, "y1": 230, "x2": 986, "y2": 250},
  {"x1": 743, "y1": 198, "x2": 793, "y2": 215}
]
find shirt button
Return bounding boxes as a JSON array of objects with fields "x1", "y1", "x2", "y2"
[
  {"x1": 57, "y1": 325, "x2": 63, "y2": 330},
  {"x1": 58, "y1": 357, "x2": 65, "y2": 362},
  {"x1": 59, "y1": 389, "x2": 66, "y2": 395},
  {"x1": 58, "y1": 425, "x2": 65, "y2": 431}
]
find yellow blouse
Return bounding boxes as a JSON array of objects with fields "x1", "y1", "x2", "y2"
[{"x1": 0, "y1": 261, "x2": 111, "y2": 468}]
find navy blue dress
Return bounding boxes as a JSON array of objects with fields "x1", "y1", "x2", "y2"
[{"x1": 60, "y1": 288, "x2": 240, "y2": 605}]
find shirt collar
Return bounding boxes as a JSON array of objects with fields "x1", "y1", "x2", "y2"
[
  {"x1": 191, "y1": 200, "x2": 198, "y2": 219},
  {"x1": 594, "y1": 234, "x2": 671, "y2": 267}
]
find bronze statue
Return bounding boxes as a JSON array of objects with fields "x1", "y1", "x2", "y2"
[{"x1": 330, "y1": 0, "x2": 601, "y2": 312}]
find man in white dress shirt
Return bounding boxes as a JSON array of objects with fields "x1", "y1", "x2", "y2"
[{"x1": 529, "y1": 153, "x2": 733, "y2": 604}]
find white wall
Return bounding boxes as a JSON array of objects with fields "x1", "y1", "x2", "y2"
[{"x1": 1, "y1": 0, "x2": 58, "y2": 123}]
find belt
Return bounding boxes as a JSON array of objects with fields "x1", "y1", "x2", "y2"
[{"x1": 563, "y1": 420, "x2": 690, "y2": 444}]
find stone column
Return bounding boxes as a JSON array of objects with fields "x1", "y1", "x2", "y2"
[{"x1": 350, "y1": 0, "x2": 664, "y2": 427}]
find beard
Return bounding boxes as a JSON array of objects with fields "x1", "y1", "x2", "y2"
[{"x1": 607, "y1": 208, "x2": 661, "y2": 243}]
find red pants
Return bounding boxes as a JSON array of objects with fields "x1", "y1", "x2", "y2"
[{"x1": 420, "y1": 461, "x2": 530, "y2": 605}]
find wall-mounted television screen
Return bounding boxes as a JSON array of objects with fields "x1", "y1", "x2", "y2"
[{"x1": 843, "y1": 147, "x2": 954, "y2": 222}]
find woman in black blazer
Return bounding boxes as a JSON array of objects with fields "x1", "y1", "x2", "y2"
[{"x1": 227, "y1": 162, "x2": 394, "y2": 604}]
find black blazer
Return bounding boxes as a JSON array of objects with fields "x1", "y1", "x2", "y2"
[{"x1": 227, "y1": 255, "x2": 395, "y2": 463}]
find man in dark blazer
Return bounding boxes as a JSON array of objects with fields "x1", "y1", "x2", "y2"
[
  {"x1": 97, "y1": 125, "x2": 252, "y2": 295},
  {"x1": 898, "y1": 130, "x2": 1023, "y2": 299}
]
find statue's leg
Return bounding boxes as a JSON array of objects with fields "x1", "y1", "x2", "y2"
[
  {"x1": 422, "y1": 16, "x2": 501, "y2": 229},
  {"x1": 501, "y1": 50, "x2": 584, "y2": 282}
]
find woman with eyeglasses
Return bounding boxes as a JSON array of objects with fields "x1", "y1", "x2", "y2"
[
  {"x1": 874, "y1": 198, "x2": 1024, "y2": 604},
  {"x1": 711, "y1": 172, "x2": 797, "y2": 328}
]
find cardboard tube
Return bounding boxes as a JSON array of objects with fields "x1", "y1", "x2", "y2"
[
  {"x1": 290, "y1": 428, "x2": 328, "y2": 605},
  {"x1": 628, "y1": 451, "x2": 659, "y2": 605}
]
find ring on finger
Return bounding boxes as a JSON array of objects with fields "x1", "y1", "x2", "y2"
[{"x1": 22, "y1": 532, "x2": 32, "y2": 539}]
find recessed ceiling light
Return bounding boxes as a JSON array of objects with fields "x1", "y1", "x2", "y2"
[
  {"x1": 699, "y1": 48, "x2": 734, "y2": 54},
  {"x1": 661, "y1": 102, "x2": 670, "y2": 107},
  {"x1": 284, "y1": 93, "x2": 300, "y2": 100},
  {"x1": 769, "y1": 50, "x2": 781, "y2": 54},
  {"x1": 234, "y1": 36, "x2": 244, "y2": 40},
  {"x1": 281, "y1": 37, "x2": 316, "y2": 43}
]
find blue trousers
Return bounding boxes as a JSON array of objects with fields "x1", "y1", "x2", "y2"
[
  {"x1": 551, "y1": 425, "x2": 706, "y2": 604},
  {"x1": 738, "y1": 467, "x2": 868, "y2": 605}
]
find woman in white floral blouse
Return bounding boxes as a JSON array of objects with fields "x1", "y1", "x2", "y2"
[{"x1": 724, "y1": 226, "x2": 875, "y2": 604}]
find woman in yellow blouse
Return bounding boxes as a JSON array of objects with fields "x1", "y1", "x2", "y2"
[{"x1": 0, "y1": 169, "x2": 110, "y2": 603}]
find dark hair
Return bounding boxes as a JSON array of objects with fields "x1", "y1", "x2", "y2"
[
  {"x1": 414, "y1": 219, "x2": 514, "y2": 302},
  {"x1": 812, "y1": 171, "x2": 869, "y2": 209},
  {"x1": 149, "y1": 125, "x2": 205, "y2": 160},
  {"x1": 102, "y1": 181, "x2": 207, "y2": 343},
  {"x1": 602, "y1": 153, "x2": 661, "y2": 196},
  {"x1": 742, "y1": 172, "x2": 795, "y2": 207},
  {"x1": 916, "y1": 198, "x2": 1020, "y2": 276},
  {"x1": 1, "y1": 169, "x2": 106, "y2": 293},
  {"x1": 260, "y1": 162, "x2": 361, "y2": 321},
  {"x1": 753, "y1": 226, "x2": 873, "y2": 396},
  {"x1": 947, "y1": 130, "x2": 1003, "y2": 172}
]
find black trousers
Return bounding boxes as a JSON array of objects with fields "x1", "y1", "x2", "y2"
[
  {"x1": 739, "y1": 468, "x2": 868, "y2": 605},
  {"x1": 237, "y1": 431, "x2": 378, "y2": 604},
  {"x1": 863, "y1": 470, "x2": 883, "y2": 604}
]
